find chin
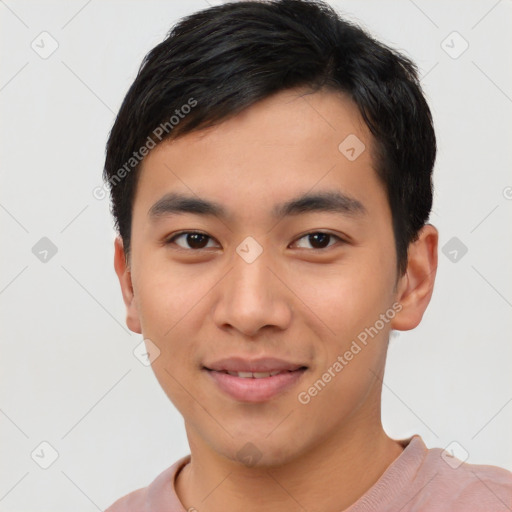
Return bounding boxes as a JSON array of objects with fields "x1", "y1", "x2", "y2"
[{"x1": 220, "y1": 433, "x2": 307, "y2": 469}]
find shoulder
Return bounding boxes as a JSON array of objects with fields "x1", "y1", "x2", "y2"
[
  {"x1": 376, "y1": 436, "x2": 512, "y2": 511},
  {"x1": 418, "y1": 446, "x2": 512, "y2": 510},
  {"x1": 103, "y1": 455, "x2": 191, "y2": 512},
  {"x1": 104, "y1": 487, "x2": 147, "y2": 512}
]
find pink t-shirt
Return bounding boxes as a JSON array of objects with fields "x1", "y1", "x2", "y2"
[{"x1": 105, "y1": 435, "x2": 512, "y2": 511}]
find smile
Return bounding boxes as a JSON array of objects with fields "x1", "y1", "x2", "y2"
[{"x1": 204, "y1": 367, "x2": 307, "y2": 402}]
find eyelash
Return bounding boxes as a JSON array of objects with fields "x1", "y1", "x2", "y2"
[{"x1": 164, "y1": 230, "x2": 345, "y2": 251}]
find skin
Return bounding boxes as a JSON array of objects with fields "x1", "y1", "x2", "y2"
[{"x1": 114, "y1": 88, "x2": 438, "y2": 512}]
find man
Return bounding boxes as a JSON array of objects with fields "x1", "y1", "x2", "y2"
[{"x1": 103, "y1": 0, "x2": 512, "y2": 510}]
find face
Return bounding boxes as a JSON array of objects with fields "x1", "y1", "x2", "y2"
[{"x1": 115, "y1": 88, "x2": 430, "y2": 466}]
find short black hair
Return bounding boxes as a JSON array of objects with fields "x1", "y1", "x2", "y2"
[{"x1": 103, "y1": 0, "x2": 436, "y2": 276}]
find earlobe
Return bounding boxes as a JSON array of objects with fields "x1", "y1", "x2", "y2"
[
  {"x1": 391, "y1": 224, "x2": 438, "y2": 331},
  {"x1": 113, "y1": 236, "x2": 142, "y2": 334}
]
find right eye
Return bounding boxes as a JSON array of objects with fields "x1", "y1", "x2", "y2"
[{"x1": 165, "y1": 231, "x2": 220, "y2": 250}]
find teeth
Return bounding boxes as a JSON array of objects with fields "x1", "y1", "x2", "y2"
[
  {"x1": 225, "y1": 370, "x2": 285, "y2": 378},
  {"x1": 238, "y1": 371, "x2": 255, "y2": 378},
  {"x1": 253, "y1": 372, "x2": 271, "y2": 378}
]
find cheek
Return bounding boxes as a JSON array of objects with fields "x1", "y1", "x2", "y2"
[
  {"x1": 135, "y1": 268, "x2": 207, "y2": 415},
  {"x1": 296, "y1": 278, "x2": 392, "y2": 424},
  {"x1": 135, "y1": 251, "x2": 203, "y2": 332},
  {"x1": 295, "y1": 254, "x2": 395, "y2": 344},
  {"x1": 133, "y1": 261, "x2": 209, "y2": 377}
]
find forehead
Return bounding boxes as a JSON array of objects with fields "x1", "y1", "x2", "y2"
[{"x1": 132, "y1": 88, "x2": 385, "y2": 224}]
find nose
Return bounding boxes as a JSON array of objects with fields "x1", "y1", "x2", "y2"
[{"x1": 212, "y1": 249, "x2": 293, "y2": 338}]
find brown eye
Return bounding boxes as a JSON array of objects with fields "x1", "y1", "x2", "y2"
[
  {"x1": 293, "y1": 232, "x2": 341, "y2": 250},
  {"x1": 167, "y1": 232, "x2": 218, "y2": 250}
]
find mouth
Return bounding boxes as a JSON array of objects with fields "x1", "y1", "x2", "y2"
[
  {"x1": 203, "y1": 358, "x2": 308, "y2": 402},
  {"x1": 207, "y1": 368, "x2": 305, "y2": 378}
]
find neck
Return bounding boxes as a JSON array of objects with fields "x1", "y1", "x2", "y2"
[{"x1": 175, "y1": 411, "x2": 404, "y2": 512}]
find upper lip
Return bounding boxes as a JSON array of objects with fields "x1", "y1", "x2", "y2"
[{"x1": 204, "y1": 357, "x2": 307, "y2": 373}]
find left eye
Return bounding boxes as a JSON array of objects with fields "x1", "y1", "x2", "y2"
[
  {"x1": 292, "y1": 232, "x2": 341, "y2": 250},
  {"x1": 168, "y1": 232, "x2": 219, "y2": 250}
]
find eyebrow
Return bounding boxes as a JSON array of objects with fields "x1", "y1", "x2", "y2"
[{"x1": 148, "y1": 190, "x2": 367, "y2": 221}]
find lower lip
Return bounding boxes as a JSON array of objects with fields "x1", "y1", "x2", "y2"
[{"x1": 205, "y1": 368, "x2": 307, "y2": 403}]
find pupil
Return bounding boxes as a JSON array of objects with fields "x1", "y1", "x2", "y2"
[
  {"x1": 187, "y1": 233, "x2": 208, "y2": 249},
  {"x1": 309, "y1": 233, "x2": 329, "y2": 249}
]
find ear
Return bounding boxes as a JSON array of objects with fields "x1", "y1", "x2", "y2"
[
  {"x1": 114, "y1": 236, "x2": 142, "y2": 334},
  {"x1": 391, "y1": 224, "x2": 438, "y2": 331}
]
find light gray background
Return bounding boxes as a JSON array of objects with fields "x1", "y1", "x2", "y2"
[{"x1": 1, "y1": 0, "x2": 511, "y2": 510}]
